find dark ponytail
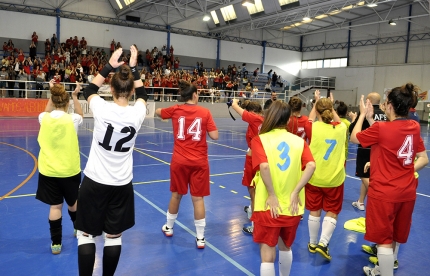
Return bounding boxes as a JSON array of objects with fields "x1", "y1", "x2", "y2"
[
  {"x1": 336, "y1": 101, "x2": 348, "y2": 117},
  {"x1": 178, "y1": 80, "x2": 197, "y2": 102},
  {"x1": 111, "y1": 65, "x2": 134, "y2": 98},
  {"x1": 387, "y1": 82, "x2": 419, "y2": 117}
]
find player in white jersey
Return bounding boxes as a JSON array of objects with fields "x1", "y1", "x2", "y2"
[{"x1": 75, "y1": 45, "x2": 148, "y2": 276}]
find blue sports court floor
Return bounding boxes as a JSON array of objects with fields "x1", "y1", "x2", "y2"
[{"x1": 0, "y1": 117, "x2": 429, "y2": 276}]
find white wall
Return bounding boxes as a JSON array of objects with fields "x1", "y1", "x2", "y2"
[
  {"x1": 170, "y1": 34, "x2": 217, "y2": 60},
  {"x1": 265, "y1": 47, "x2": 302, "y2": 78},
  {"x1": 219, "y1": 41, "x2": 262, "y2": 64}
]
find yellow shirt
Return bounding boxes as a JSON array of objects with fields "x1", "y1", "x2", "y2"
[
  {"x1": 253, "y1": 129, "x2": 306, "y2": 216},
  {"x1": 309, "y1": 121, "x2": 346, "y2": 188},
  {"x1": 38, "y1": 113, "x2": 81, "y2": 177}
]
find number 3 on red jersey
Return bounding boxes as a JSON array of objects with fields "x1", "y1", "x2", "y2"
[
  {"x1": 398, "y1": 135, "x2": 414, "y2": 166},
  {"x1": 177, "y1": 117, "x2": 202, "y2": 141}
]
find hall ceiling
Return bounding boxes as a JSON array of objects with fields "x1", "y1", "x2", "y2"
[{"x1": 1, "y1": 0, "x2": 429, "y2": 36}]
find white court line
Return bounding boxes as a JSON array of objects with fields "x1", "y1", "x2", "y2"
[
  {"x1": 417, "y1": 193, "x2": 430, "y2": 198},
  {"x1": 133, "y1": 191, "x2": 254, "y2": 276}
]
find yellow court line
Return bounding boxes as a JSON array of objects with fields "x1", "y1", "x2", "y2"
[
  {"x1": 0, "y1": 142, "x2": 38, "y2": 201},
  {"x1": 219, "y1": 185, "x2": 225, "y2": 188},
  {"x1": 244, "y1": 196, "x2": 251, "y2": 200},
  {"x1": 207, "y1": 141, "x2": 247, "y2": 152},
  {"x1": 231, "y1": 190, "x2": 238, "y2": 194},
  {"x1": 134, "y1": 148, "x2": 170, "y2": 165}
]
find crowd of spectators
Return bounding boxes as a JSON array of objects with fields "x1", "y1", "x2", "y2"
[{"x1": 1, "y1": 31, "x2": 278, "y2": 100}]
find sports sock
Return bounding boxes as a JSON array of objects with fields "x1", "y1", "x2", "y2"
[
  {"x1": 68, "y1": 210, "x2": 76, "y2": 227},
  {"x1": 166, "y1": 211, "x2": 178, "y2": 229},
  {"x1": 78, "y1": 243, "x2": 96, "y2": 276},
  {"x1": 393, "y1": 242, "x2": 400, "y2": 261},
  {"x1": 260, "y1": 262, "x2": 275, "y2": 276},
  {"x1": 308, "y1": 215, "x2": 320, "y2": 245},
  {"x1": 103, "y1": 245, "x2": 122, "y2": 276},
  {"x1": 247, "y1": 205, "x2": 252, "y2": 220},
  {"x1": 319, "y1": 217, "x2": 337, "y2": 246},
  {"x1": 49, "y1": 217, "x2": 62, "y2": 245},
  {"x1": 279, "y1": 250, "x2": 292, "y2": 276},
  {"x1": 377, "y1": 246, "x2": 394, "y2": 276},
  {"x1": 194, "y1": 218, "x2": 206, "y2": 239}
]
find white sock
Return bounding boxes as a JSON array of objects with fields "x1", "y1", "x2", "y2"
[
  {"x1": 377, "y1": 246, "x2": 394, "y2": 276},
  {"x1": 194, "y1": 218, "x2": 206, "y2": 239},
  {"x1": 260, "y1": 262, "x2": 275, "y2": 276},
  {"x1": 393, "y1": 242, "x2": 400, "y2": 261},
  {"x1": 279, "y1": 250, "x2": 292, "y2": 276},
  {"x1": 247, "y1": 205, "x2": 252, "y2": 220},
  {"x1": 166, "y1": 211, "x2": 178, "y2": 228},
  {"x1": 319, "y1": 217, "x2": 337, "y2": 246},
  {"x1": 308, "y1": 215, "x2": 321, "y2": 245}
]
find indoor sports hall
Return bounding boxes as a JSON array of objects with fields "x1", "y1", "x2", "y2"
[{"x1": 0, "y1": 117, "x2": 429, "y2": 275}]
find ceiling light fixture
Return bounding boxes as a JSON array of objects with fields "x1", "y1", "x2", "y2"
[
  {"x1": 388, "y1": 19, "x2": 396, "y2": 25},
  {"x1": 203, "y1": 14, "x2": 211, "y2": 21},
  {"x1": 242, "y1": 0, "x2": 255, "y2": 7},
  {"x1": 366, "y1": 1, "x2": 378, "y2": 7}
]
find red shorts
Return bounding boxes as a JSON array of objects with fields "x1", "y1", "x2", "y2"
[
  {"x1": 242, "y1": 155, "x2": 256, "y2": 187},
  {"x1": 253, "y1": 218, "x2": 300, "y2": 247},
  {"x1": 170, "y1": 160, "x2": 210, "y2": 197},
  {"x1": 305, "y1": 183, "x2": 344, "y2": 214},
  {"x1": 365, "y1": 197, "x2": 415, "y2": 244}
]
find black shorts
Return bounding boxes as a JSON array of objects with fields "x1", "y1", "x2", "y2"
[
  {"x1": 75, "y1": 176, "x2": 135, "y2": 236},
  {"x1": 355, "y1": 147, "x2": 370, "y2": 178},
  {"x1": 36, "y1": 172, "x2": 81, "y2": 206}
]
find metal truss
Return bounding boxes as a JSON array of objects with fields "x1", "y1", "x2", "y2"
[
  {"x1": 302, "y1": 32, "x2": 430, "y2": 52},
  {"x1": 0, "y1": 2, "x2": 299, "y2": 51}
]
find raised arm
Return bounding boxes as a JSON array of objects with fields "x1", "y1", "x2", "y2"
[
  {"x1": 350, "y1": 95, "x2": 368, "y2": 144},
  {"x1": 129, "y1": 45, "x2": 147, "y2": 103},
  {"x1": 231, "y1": 98, "x2": 244, "y2": 117},
  {"x1": 72, "y1": 82, "x2": 83, "y2": 117},
  {"x1": 83, "y1": 48, "x2": 124, "y2": 104}
]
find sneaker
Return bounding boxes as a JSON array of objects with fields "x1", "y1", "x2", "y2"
[
  {"x1": 352, "y1": 200, "x2": 365, "y2": 211},
  {"x1": 242, "y1": 225, "x2": 253, "y2": 235},
  {"x1": 196, "y1": 237, "x2": 205, "y2": 249},
  {"x1": 51, "y1": 243, "x2": 62, "y2": 255},
  {"x1": 300, "y1": 215, "x2": 303, "y2": 221},
  {"x1": 363, "y1": 265, "x2": 380, "y2": 276},
  {"x1": 308, "y1": 243, "x2": 317, "y2": 253},
  {"x1": 315, "y1": 243, "x2": 331, "y2": 261},
  {"x1": 362, "y1": 244, "x2": 378, "y2": 256},
  {"x1": 162, "y1": 224, "x2": 173, "y2": 237},
  {"x1": 244, "y1": 205, "x2": 249, "y2": 213},
  {"x1": 369, "y1": 256, "x2": 399, "y2": 269}
]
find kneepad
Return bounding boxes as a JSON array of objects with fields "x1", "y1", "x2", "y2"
[
  {"x1": 77, "y1": 230, "x2": 95, "y2": 246},
  {"x1": 103, "y1": 232, "x2": 122, "y2": 247}
]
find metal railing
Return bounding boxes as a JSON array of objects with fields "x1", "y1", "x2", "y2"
[{"x1": 0, "y1": 79, "x2": 280, "y2": 104}]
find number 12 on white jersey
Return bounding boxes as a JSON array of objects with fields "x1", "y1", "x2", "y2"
[{"x1": 177, "y1": 117, "x2": 202, "y2": 141}]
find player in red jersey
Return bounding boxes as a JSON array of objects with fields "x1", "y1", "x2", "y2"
[
  {"x1": 156, "y1": 80, "x2": 218, "y2": 249},
  {"x1": 287, "y1": 96, "x2": 310, "y2": 142},
  {"x1": 231, "y1": 99, "x2": 264, "y2": 234},
  {"x1": 351, "y1": 83, "x2": 428, "y2": 276}
]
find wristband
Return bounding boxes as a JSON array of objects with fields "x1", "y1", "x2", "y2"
[
  {"x1": 130, "y1": 66, "x2": 141, "y2": 80},
  {"x1": 135, "y1": 86, "x2": 148, "y2": 102},
  {"x1": 99, "y1": 63, "x2": 113, "y2": 78}
]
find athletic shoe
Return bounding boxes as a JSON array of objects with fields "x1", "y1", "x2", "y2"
[
  {"x1": 363, "y1": 265, "x2": 381, "y2": 276},
  {"x1": 51, "y1": 243, "x2": 62, "y2": 255},
  {"x1": 244, "y1": 205, "x2": 249, "y2": 214},
  {"x1": 300, "y1": 215, "x2": 303, "y2": 221},
  {"x1": 362, "y1": 244, "x2": 378, "y2": 256},
  {"x1": 369, "y1": 256, "x2": 399, "y2": 269},
  {"x1": 242, "y1": 225, "x2": 253, "y2": 235},
  {"x1": 162, "y1": 224, "x2": 173, "y2": 237},
  {"x1": 308, "y1": 243, "x2": 317, "y2": 253},
  {"x1": 196, "y1": 237, "x2": 205, "y2": 249},
  {"x1": 352, "y1": 200, "x2": 365, "y2": 211},
  {"x1": 315, "y1": 243, "x2": 331, "y2": 261}
]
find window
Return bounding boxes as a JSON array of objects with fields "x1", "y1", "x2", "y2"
[
  {"x1": 116, "y1": 0, "x2": 123, "y2": 9},
  {"x1": 301, "y1": 61, "x2": 308, "y2": 69},
  {"x1": 279, "y1": 0, "x2": 299, "y2": 6},
  {"x1": 301, "y1": 58, "x2": 348, "y2": 69},
  {"x1": 220, "y1": 5, "x2": 237, "y2": 22},
  {"x1": 211, "y1": 11, "x2": 220, "y2": 24},
  {"x1": 124, "y1": 0, "x2": 135, "y2": 5},
  {"x1": 247, "y1": 0, "x2": 264, "y2": 15}
]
